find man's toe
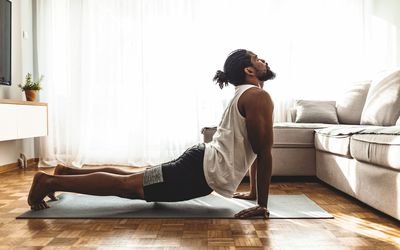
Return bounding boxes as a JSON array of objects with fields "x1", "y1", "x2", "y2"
[
  {"x1": 47, "y1": 193, "x2": 58, "y2": 201},
  {"x1": 31, "y1": 201, "x2": 49, "y2": 211}
]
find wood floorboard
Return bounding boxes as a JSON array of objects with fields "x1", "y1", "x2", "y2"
[{"x1": 0, "y1": 166, "x2": 399, "y2": 249}]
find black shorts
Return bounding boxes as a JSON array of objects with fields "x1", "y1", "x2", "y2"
[{"x1": 143, "y1": 143, "x2": 213, "y2": 202}]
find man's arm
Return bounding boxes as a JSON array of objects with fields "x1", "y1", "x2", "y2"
[
  {"x1": 255, "y1": 146, "x2": 273, "y2": 208},
  {"x1": 233, "y1": 161, "x2": 257, "y2": 199},
  {"x1": 234, "y1": 88, "x2": 274, "y2": 218}
]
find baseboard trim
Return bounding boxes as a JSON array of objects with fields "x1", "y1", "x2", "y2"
[
  {"x1": 0, "y1": 162, "x2": 18, "y2": 174},
  {"x1": 0, "y1": 158, "x2": 39, "y2": 174},
  {"x1": 242, "y1": 175, "x2": 319, "y2": 183},
  {"x1": 272, "y1": 176, "x2": 319, "y2": 182}
]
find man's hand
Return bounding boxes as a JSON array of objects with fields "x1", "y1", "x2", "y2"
[
  {"x1": 234, "y1": 206, "x2": 270, "y2": 219},
  {"x1": 233, "y1": 192, "x2": 256, "y2": 200}
]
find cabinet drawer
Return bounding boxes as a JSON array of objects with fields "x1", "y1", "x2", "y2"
[
  {"x1": 0, "y1": 104, "x2": 18, "y2": 141},
  {"x1": 16, "y1": 105, "x2": 47, "y2": 139},
  {"x1": 0, "y1": 102, "x2": 48, "y2": 141}
]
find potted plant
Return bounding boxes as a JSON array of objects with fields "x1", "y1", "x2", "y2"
[{"x1": 18, "y1": 73, "x2": 44, "y2": 102}]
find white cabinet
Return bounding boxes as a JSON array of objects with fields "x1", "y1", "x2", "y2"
[{"x1": 0, "y1": 100, "x2": 48, "y2": 141}]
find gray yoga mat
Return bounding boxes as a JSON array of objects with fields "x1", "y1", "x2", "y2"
[{"x1": 17, "y1": 193, "x2": 333, "y2": 219}]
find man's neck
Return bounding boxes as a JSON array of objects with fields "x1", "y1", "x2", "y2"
[
  {"x1": 242, "y1": 82, "x2": 262, "y2": 88},
  {"x1": 243, "y1": 77, "x2": 263, "y2": 88}
]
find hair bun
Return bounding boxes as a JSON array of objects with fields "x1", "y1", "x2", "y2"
[{"x1": 213, "y1": 70, "x2": 229, "y2": 89}]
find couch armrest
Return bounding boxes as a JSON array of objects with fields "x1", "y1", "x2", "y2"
[
  {"x1": 201, "y1": 127, "x2": 217, "y2": 143},
  {"x1": 289, "y1": 108, "x2": 297, "y2": 122}
]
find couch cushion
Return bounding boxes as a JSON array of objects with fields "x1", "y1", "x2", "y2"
[
  {"x1": 350, "y1": 134, "x2": 400, "y2": 171},
  {"x1": 313, "y1": 125, "x2": 372, "y2": 157},
  {"x1": 336, "y1": 81, "x2": 371, "y2": 125},
  {"x1": 314, "y1": 133, "x2": 351, "y2": 157},
  {"x1": 360, "y1": 69, "x2": 400, "y2": 126},
  {"x1": 295, "y1": 100, "x2": 339, "y2": 124},
  {"x1": 357, "y1": 126, "x2": 400, "y2": 135},
  {"x1": 273, "y1": 123, "x2": 330, "y2": 147},
  {"x1": 313, "y1": 125, "x2": 374, "y2": 136}
]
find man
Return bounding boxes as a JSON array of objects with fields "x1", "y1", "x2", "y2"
[{"x1": 28, "y1": 49, "x2": 275, "y2": 219}]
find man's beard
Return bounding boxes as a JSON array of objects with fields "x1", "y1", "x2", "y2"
[{"x1": 257, "y1": 69, "x2": 276, "y2": 81}]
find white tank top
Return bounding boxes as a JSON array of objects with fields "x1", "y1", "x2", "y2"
[{"x1": 203, "y1": 84, "x2": 258, "y2": 198}]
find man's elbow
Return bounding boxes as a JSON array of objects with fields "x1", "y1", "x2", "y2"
[
  {"x1": 254, "y1": 137, "x2": 272, "y2": 152},
  {"x1": 253, "y1": 144, "x2": 272, "y2": 157}
]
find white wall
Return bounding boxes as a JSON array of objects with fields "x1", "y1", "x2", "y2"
[{"x1": 0, "y1": 0, "x2": 35, "y2": 167}]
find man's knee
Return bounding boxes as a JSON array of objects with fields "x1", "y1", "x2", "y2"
[{"x1": 122, "y1": 174, "x2": 145, "y2": 199}]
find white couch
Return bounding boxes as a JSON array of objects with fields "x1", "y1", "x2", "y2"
[
  {"x1": 202, "y1": 69, "x2": 400, "y2": 220},
  {"x1": 315, "y1": 126, "x2": 400, "y2": 221}
]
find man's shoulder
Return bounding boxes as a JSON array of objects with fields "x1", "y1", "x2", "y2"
[
  {"x1": 242, "y1": 87, "x2": 272, "y2": 104},
  {"x1": 238, "y1": 87, "x2": 273, "y2": 116}
]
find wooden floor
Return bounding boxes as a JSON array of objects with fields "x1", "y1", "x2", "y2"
[{"x1": 0, "y1": 167, "x2": 399, "y2": 250}]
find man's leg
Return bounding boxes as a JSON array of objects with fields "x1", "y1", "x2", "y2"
[
  {"x1": 54, "y1": 165, "x2": 143, "y2": 176},
  {"x1": 233, "y1": 161, "x2": 256, "y2": 200},
  {"x1": 28, "y1": 171, "x2": 145, "y2": 210},
  {"x1": 47, "y1": 165, "x2": 145, "y2": 201}
]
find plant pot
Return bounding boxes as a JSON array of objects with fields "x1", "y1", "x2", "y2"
[{"x1": 25, "y1": 90, "x2": 38, "y2": 102}]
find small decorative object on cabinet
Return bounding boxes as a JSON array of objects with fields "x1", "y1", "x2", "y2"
[{"x1": 18, "y1": 73, "x2": 44, "y2": 102}]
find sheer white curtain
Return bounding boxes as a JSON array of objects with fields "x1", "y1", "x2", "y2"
[
  {"x1": 36, "y1": 0, "x2": 398, "y2": 167},
  {"x1": 262, "y1": 0, "x2": 399, "y2": 121}
]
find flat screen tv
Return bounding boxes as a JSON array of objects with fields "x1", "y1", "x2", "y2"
[{"x1": 0, "y1": 0, "x2": 11, "y2": 86}]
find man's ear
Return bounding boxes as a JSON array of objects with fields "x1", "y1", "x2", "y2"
[{"x1": 244, "y1": 67, "x2": 254, "y2": 76}]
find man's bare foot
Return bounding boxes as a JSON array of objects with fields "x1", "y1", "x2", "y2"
[
  {"x1": 54, "y1": 164, "x2": 69, "y2": 175},
  {"x1": 233, "y1": 192, "x2": 256, "y2": 200},
  {"x1": 234, "y1": 206, "x2": 270, "y2": 219},
  {"x1": 28, "y1": 172, "x2": 53, "y2": 210},
  {"x1": 48, "y1": 165, "x2": 68, "y2": 201}
]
